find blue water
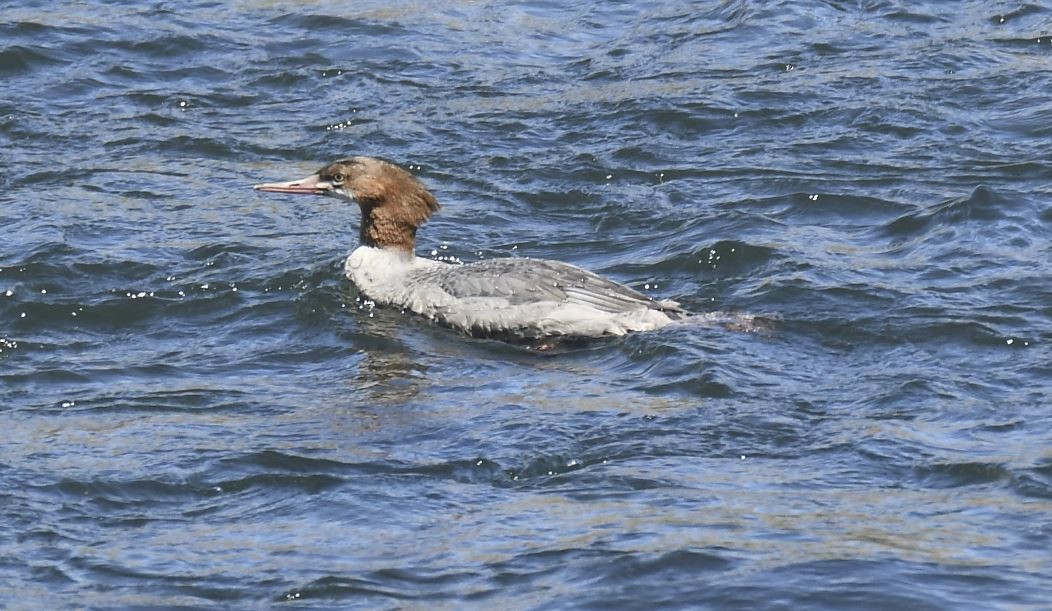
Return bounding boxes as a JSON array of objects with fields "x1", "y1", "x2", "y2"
[{"x1": 2, "y1": 1, "x2": 1051, "y2": 608}]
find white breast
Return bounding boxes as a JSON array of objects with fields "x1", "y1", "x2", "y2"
[{"x1": 344, "y1": 247, "x2": 451, "y2": 315}]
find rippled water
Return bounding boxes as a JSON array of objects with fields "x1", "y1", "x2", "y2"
[{"x1": 2, "y1": 1, "x2": 1051, "y2": 608}]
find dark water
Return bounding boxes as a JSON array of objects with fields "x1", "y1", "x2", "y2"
[{"x1": 2, "y1": 0, "x2": 1051, "y2": 608}]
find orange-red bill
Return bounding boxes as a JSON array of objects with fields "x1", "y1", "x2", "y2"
[{"x1": 253, "y1": 173, "x2": 329, "y2": 195}]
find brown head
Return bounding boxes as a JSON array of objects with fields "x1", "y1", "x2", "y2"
[{"x1": 254, "y1": 156, "x2": 440, "y2": 252}]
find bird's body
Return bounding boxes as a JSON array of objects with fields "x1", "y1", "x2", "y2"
[{"x1": 345, "y1": 246, "x2": 684, "y2": 339}]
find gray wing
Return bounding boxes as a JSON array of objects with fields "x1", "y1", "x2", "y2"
[{"x1": 411, "y1": 257, "x2": 686, "y2": 317}]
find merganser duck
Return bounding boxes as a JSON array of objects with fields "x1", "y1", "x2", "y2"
[{"x1": 254, "y1": 156, "x2": 687, "y2": 340}]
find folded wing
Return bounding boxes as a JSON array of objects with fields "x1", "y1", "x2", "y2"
[{"x1": 414, "y1": 257, "x2": 685, "y2": 316}]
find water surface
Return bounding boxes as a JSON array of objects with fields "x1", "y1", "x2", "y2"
[{"x1": 2, "y1": 1, "x2": 1051, "y2": 608}]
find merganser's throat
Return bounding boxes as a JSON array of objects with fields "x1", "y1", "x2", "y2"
[{"x1": 358, "y1": 199, "x2": 424, "y2": 252}]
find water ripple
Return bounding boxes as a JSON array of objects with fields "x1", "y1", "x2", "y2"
[{"x1": 2, "y1": 0, "x2": 1052, "y2": 607}]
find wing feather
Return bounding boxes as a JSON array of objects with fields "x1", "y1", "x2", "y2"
[{"x1": 410, "y1": 257, "x2": 683, "y2": 316}]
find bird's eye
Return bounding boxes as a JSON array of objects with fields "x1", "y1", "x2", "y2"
[{"x1": 330, "y1": 173, "x2": 344, "y2": 184}]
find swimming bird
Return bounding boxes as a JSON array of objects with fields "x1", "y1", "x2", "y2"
[{"x1": 254, "y1": 157, "x2": 686, "y2": 340}]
